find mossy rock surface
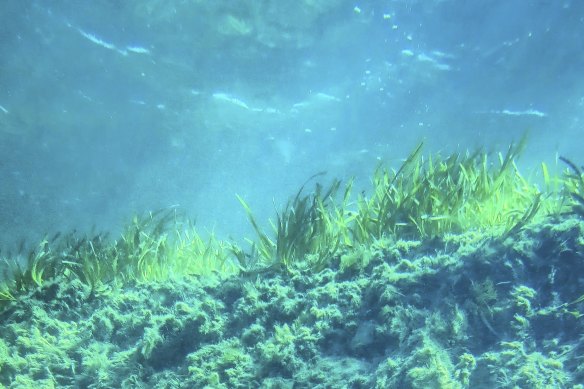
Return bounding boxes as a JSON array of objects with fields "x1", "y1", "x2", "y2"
[{"x1": 1, "y1": 217, "x2": 583, "y2": 388}]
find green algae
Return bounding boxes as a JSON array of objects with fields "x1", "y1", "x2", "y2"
[
  {"x1": 1, "y1": 143, "x2": 580, "y2": 298},
  {"x1": 1, "y1": 146, "x2": 584, "y2": 387},
  {"x1": 0, "y1": 217, "x2": 583, "y2": 387}
]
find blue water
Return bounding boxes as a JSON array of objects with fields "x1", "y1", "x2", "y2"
[{"x1": 1, "y1": 0, "x2": 583, "y2": 250}]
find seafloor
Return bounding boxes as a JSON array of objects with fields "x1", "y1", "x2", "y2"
[{"x1": 1, "y1": 216, "x2": 583, "y2": 388}]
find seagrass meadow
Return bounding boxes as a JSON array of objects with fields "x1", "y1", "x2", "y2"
[{"x1": 1, "y1": 143, "x2": 584, "y2": 388}]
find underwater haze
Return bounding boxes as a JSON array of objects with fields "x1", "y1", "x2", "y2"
[
  {"x1": 4, "y1": 1, "x2": 584, "y2": 388},
  {"x1": 1, "y1": 0, "x2": 583, "y2": 248}
]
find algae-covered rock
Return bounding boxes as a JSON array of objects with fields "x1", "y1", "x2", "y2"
[{"x1": 1, "y1": 217, "x2": 583, "y2": 387}]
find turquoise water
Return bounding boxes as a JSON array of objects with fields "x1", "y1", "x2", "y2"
[
  {"x1": 1, "y1": 3, "x2": 584, "y2": 387},
  {"x1": 1, "y1": 0, "x2": 582, "y2": 247}
]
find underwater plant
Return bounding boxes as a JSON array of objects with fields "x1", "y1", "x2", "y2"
[
  {"x1": 110, "y1": 209, "x2": 240, "y2": 281},
  {"x1": 0, "y1": 140, "x2": 580, "y2": 305},
  {"x1": 1, "y1": 236, "x2": 63, "y2": 294},
  {"x1": 559, "y1": 156, "x2": 584, "y2": 217},
  {"x1": 235, "y1": 140, "x2": 569, "y2": 274},
  {"x1": 238, "y1": 177, "x2": 343, "y2": 272},
  {"x1": 0, "y1": 209, "x2": 241, "y2": 312},
  {"x1": 348, "y1": 139, "x2": 545, "y2": 243}
]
